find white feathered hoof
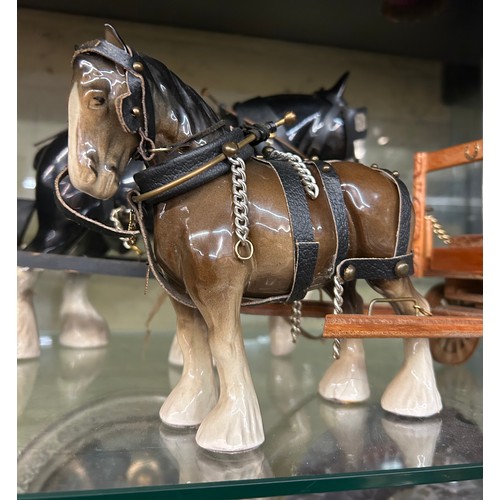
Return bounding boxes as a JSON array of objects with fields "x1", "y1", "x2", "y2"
[
  {"x1": 195, "y1": 395, "x2": 265, "y2": 453},
  {"x1": 318, "y1": 339, "x2": 370, "y2": 403},
  {"x1": 381, "y1": 338, "x2": 442, "y2": 418}
]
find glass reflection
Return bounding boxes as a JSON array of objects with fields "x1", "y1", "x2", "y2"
[{"x1": 17, "y1": 332, "x2": 482, "y2": 495}]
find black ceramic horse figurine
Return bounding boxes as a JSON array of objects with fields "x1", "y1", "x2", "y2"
[
  {"x1": 17, "y1": 131, "x2": 147, "y2": 359},
  {"x1": 218, "y1": 71, "x2": 367, "y2": 162},
  {"x1": 17, "y1": 70, "x2": 367, "y2": 360},
  {"x1": 64, "y1": 25, "x2": 441, "y2": 453}
]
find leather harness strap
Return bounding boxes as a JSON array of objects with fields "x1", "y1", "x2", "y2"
[
  {"x1": 133, "y1": 127, "x2": 254, "y2": 205},
  {"x1": 261, "y1": 158, "x2": 320, "y2": 303},
  {"x1": 310, "y1": 160, "x2": 349, "y2": 271},
  {"x1": 54, "y1": 168, "x2": 140, "y2": 240},
  {"x1": 73, "y1": 39, "x2": 156, "y2": 143}
]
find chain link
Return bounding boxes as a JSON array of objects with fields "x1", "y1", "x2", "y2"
[
  {"x1": 331, "y1": 274, "x2": 344, "y2": 360},
  {"x1": 425, "y1": 213, "x2": 452, "y2": 245},
  {"x1": 230, "y1": 156, "x2": 254, "y2": 260},
  {"x1": 109, "y1": 207, "x2": 143, "y2": 255},
  {"x1": 290, "y1": 300, "x2": 302, "y2": 343},
  {"x1": 263, "y1": 148, "x2": 319, "y2": 199}
]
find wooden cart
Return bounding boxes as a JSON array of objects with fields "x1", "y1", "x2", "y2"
[
  {"x1": 323, "y1": 139, "x2": 483, "y2": 364},
  {"x1": 411, "y1": 138, "x2": 483, "y2": 364}
]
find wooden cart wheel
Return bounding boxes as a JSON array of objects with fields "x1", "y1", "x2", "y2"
[{"x1": 425, "y1": 283, "x2": 479, "y2": 365}]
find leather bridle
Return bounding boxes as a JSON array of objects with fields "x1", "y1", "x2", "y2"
[{"x1": 72, "y1": 38, "x2": 157, "y2": 159}]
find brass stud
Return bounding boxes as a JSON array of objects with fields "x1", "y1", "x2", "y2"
[
  {"x1": 133, "y1": 61, "x2": 144, "y2": 72},
  {"x1": 222, "y1": 141, "x2": 239, "y2": 157},
  {"x1": 132, "y1": 107, "x2": 142, "y2": 118},
  {"x1": 371, "y1": 163, "x2": 379, "y2": 169},
  {"x1": 392, "y1": 170, "x2": 400, "y2": 177},
  {"x1": 322, "y1": 164, "x2": 331, "y2": 172},
  {"x1": 262, "y1": 146, "x2": 274, "y2": 157},
  {"x1": 343, "y1": 264, "x2": 356, "y2": 281},
  {"x1": 312, "y1": 155, "x2": 319, "y2": 161},
  {"x1": 395, "y1": 261, "x2": 410, "y2": 277},
  {"x1": 282, "y1": 111, "x2": 297, "y2": 126}
]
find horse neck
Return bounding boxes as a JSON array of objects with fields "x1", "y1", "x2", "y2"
[{"x1": 147, "y1": 65, "x2": 222, "y2": 162}]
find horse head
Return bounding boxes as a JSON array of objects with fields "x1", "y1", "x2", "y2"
[
  {"x1": 68, "y1": 25, "x2": 143, "y2": 199},
  {"x1": 68, "y1": 25, "x2": 221, "y2": 200},
  {"x1": 227, "y1": 71, "x2": 367, "y2": 162},
  {"x1": 310, "y1": 71, "x2": 367, "y2": 161}
]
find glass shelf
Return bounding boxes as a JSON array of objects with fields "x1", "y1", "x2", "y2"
[{"x1": 17, "y1": 321, "x2": 483, "y2": 499}]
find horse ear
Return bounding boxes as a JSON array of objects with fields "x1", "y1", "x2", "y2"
[
  {"x1": 325, "y1": 71, "x2": 350, "y2": 101},
  {"x1": 104, "y1": 24, "x2": 128, "y2": 51}
]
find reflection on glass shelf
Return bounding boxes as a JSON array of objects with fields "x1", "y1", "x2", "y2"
[{"x1": 17, "y1": 330, "x2": 482, "y2": 498}]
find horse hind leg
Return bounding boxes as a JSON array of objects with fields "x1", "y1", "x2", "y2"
[
  {"x1": 318, "y1": 280, "x2": 371, "y2": 403},
  {"x1": 59, "y1": 272, "x2": 110, "y2": 348},
  {"x1": 367, "y1": 276, "x2": 443, "y2": 417}
]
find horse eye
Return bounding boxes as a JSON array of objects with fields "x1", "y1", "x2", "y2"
[{"x1": 90, "y1": 96, "x2": 106, "y2": 108}]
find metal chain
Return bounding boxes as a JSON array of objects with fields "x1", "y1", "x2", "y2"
[
  {"x1": 230, "y1": 156, "x2": 254, "y2": 260},
  {"x1": 109, "y1": 207, "x2": 143, "y2": 255},
  {"x1": 331, "y1": 274, "x2": 344, "y2": 360},
  {"x1": 263, "y1": 148, "x2": 319, "y2": 199},
  {"x1": 425, "y1": 213, "x2": 452, "y2": 245},
  {"x1": 290, "y1": 300, "x2": 302, "y2": 343}
]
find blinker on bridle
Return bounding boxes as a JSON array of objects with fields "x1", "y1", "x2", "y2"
[{"x1": 72, "y1": 37, "x2": 157, "y2": 160}]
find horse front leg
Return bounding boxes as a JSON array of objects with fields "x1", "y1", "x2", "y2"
[
  {"x1": 17, "y1": 267, "x2": 42, "y2": 359},
  {"x1": 368, "y1": 277, "x2": 442, "y2": 417},
  {"x1": 192, "y1": 274, "x2": 264, "y2": 453},
  {"x1": 160, "y1": 299, "x2": 218, "y2": 427},
  {"x1": 59, "y1": 272, "x2": 109, "y2": 348}
]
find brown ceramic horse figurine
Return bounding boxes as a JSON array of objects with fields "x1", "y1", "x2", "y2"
[{"x1": 66, "y1": 25, "x2": 442, "y2": 453}]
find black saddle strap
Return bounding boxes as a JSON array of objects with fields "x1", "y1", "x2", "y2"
[
  {"x1": 265, "y1": 159, "x2": 319, "y2": 302},
  {"x1": 309, "y1": 160, "x2": 349, "y2": 270},
  {"x1": 337, "y1": 253, "x2": 414, "y2": 282},
  {"x1": 391, "y1": 172, "x2": 413, "y2": 256}
]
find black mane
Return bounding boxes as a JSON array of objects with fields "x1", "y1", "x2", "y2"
[{"x1": 141, "y1": 53, "x2": 222, "y2": 137}]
